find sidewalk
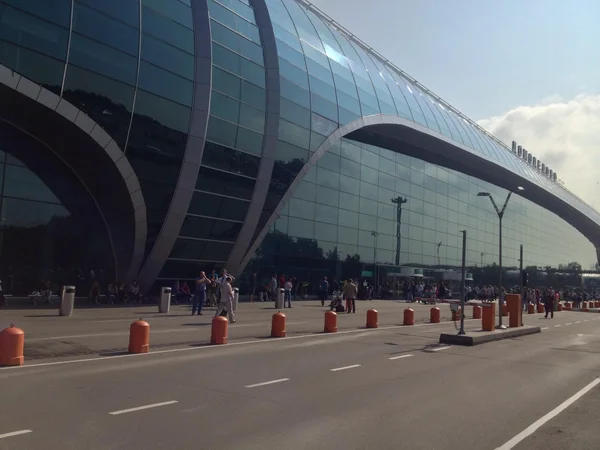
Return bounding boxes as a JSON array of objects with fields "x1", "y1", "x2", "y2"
[{"x1": 0, "y1": 299, "x2": 465, "y2": 360}]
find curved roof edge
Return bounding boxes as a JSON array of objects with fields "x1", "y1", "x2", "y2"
[
  {"x1": 295, "y1": 0, "x2": 597, "y2": 216},
  {"x1": 237, "y1": 114, "x2": 600, "y2": 273}
]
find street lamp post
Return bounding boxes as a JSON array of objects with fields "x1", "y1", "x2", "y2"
[
  {"x1": 436, "y1": 241, "x2": 442, "y2": 267},
  {"x1": 477, "y1": 187, "x2": 524, "y2": 329},
  {"x1": 458, "y1": 230, "x2": 467, "y2": 335},
  {"x1": 391, "y1": 196, "x2": 408, "y2": 266},
  {"x1": 480, "y1": 252, "x2": 484, "y2": 267},
  {"x1": 371, "y1": 230, "x2": 379, "y2": 293}
]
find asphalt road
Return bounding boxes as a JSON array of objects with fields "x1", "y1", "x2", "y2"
[{"x1": 1, "y1": 309, "x2": 600, "y2": 449}]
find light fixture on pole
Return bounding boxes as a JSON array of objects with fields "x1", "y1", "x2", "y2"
[
  {"x1": 391, "y1": 196, "x2": 408, "y2": 266},
  {"x1": 477, "y1": 186, "x2": 524, "y2": 330}
]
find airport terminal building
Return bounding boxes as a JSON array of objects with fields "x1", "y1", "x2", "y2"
[{"x1": 0, "y1": 0, "x2": 598, "y2": 295}]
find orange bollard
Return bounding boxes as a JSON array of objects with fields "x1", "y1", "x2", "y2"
[
  {"x1": 537, "y1": 303, "x2": 544, "y2": 313},
  {"x1": 506, "y1": 294, "x2": 522, "y2": 328},
  {"x1": 0, "y1": 324, "x2": 24, "y2": 366},
  {"x1": 128, "y1": 319, "x2": 150, "y2": 354},
  {"x1": 366, "y1": 309, "x2": 378, "y2": 328},
  {"x1": 482, "y1": 303, "x2": 496, "y2": 332},
  {"x1": 451, "y1": 307, "x2": 462, "y2": 322},
  {"x1": 528, "y1": 303, "x2": 535, "y2": 314},
  {"x1": 324, "y1": 311, "x2": 337, "y2": 333},
  {"x1": 430, "y1": 307, "x2": 440, "y2": 323},
  {"x1": 582, "y1": 301, "x2": 588, "y2": 309},
  {"x1": 557, "y1": 303, "x2": 563, "y2": 312},
  {"x1": 473, "y1": 305, "x2": 482, "y2": 319},
  {"x1": 404, "y1": 308, "x2": 414, "y2": 326},
  {"x1": 271, "y1": 311, "x2": 286, "y2": 337},
  {"x1": 210, "y1": 316, "x2": 228, "y2": 345}
]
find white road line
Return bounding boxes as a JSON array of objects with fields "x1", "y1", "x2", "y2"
[
  {"x1": 541, "y1": 327, "x2": 549, "y2": 330},
  {"x1": 430, "y1": 345, "x2": 452, "y2": 352},
  {"x1": 109, "y1": 400, "x2": 178, "y2": 416},
  {"x1": 245, "y1": 378, "x2": 289, "y2": 388},
  {"x1": 584, "y1": 320, "x2": 590, "y2": 323},
  {"x1": 389, "y1": 354, "x2": 414, "y2": 360},
  {"x1": 565, "y1": 323, "x2": 572, "y2": 326},
  {"x1": 495, "y1": 377, "x2": 600, "y2": 450},
  {"x1": 330, "y1": 364, "x2": 361, "y2": 372},
  {"x1": 575, "y1": 321, "x2": 582, "y2": 324},
  {"x1": 554, "y1": 324, "x2": 561, "y2": 327},
  {"x1": 0, "y1": 318, "x2": 481, "y2": 371},
  {"x1": 0, "y1": 430, "x2": 33, "y2": 440}
]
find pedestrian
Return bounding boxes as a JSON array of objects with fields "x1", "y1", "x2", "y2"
[
  {"x1": 544, "y1": 287, "x2": 555, "y2": 319},
  {"x1": 343, "y1": 278, "x2": 358, "y2": 314},
  {"x1": 284, "y1": 278, "x2": 293, "y2": 308},
  {"x1": 192, "y1": 271, "x2": 209, "y2": 315},
  {"x1": 215, "y1": 276, "x2": 236, "y2": 323}
]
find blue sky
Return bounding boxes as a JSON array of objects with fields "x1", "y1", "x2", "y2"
[
  {"x1": 310, "y1": 0, "x2": 600, "y2": 208},
  {"x1": 310, "y1": 0, "x2": 600, "y2": 119}
]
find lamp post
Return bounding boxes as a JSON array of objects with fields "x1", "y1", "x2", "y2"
[
  {"x1": 458, "y1": 230, "x2": 467, "y2": 335},
  {"x1": 480, "y1": 252, "x2": 484, "y2": 267},
  {"x1": 477, "y1": 187, "x2": 524, "y2": 329},
  {"x1": 436, "y1": 241, "x2": 442, "y2": 267},
  {"x1": 391, "y1": 196, "x2": 408, "y2": 266},
  {"x1": 371, "y1": 230, "x2": 379, "y2": 294}
]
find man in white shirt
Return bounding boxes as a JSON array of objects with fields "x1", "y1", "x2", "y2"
[{"x1": 215, "y1": 276, "x2": 236, "y2": 323}]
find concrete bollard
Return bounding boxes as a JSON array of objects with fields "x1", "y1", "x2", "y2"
[
  {"x1": 128, "y1": 319, "x2": 150, "y2": 354},
  {"x1": 324, "y1": 311, "x2": 337, "y2": 333},
  {"x1": 366, "y1": 309, "x2": 378, "y2": 328},
  {"x1": 557, "y1": 303, "x2": 563, "y2": 312},
  {"x1": 0, "y1": 325, "x2": 24, "y2": 366},
  {"x1": 582, "y1": 301, "x2": 588, "y2": 309},
  {"x1": 528, "y1": 303, "x2": 535, "y2": 314},
  {"x1": 537, "y1": 303, "x2": 544, "y2": 313},
  {"x1": 430, "y1": 307, "x2": 440, "y2": 323},
  {"x1": 473, "y1": 305, "x2": 482, "y2": 319},
  {"x1": 271, "y1": 312, "x2": 286, "y2": 337},
  {"x1": 482, "y1": 303, "x2": 495, "y2": 332},
  {"x1": 211, "y1": 316, "x2": 228, "y2": 345},
  {"x1": 403, "y1": 308, "x2": 414, "y2": 326}
]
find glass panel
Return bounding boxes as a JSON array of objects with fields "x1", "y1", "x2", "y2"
[
  {"x1": 202, "y1": 141, "x2": 260, "y2": 177},
  {"x1": 142, "y1": 6, "x2": 194, "y2": 54},
  {"x1": 196, "y1": 166, "x2": 256, "y2": 200},
  {"x1": 79, "y1": 0, "x2": 139, "y2": 26},
  {"x1": 141, "y1": 33, "x2": 194, "y2": 80},
  {"x1": 188, "y1": 191, "x2": 250, "y2": 222},
  {"x1": 170, "y1": 238, "x2": 234, "y2": 261},
  {"x1": 179, "y1": 216, "x2": 243, "y2": 241},
  {"x1": 0, "y1": 42, "x2": 64, "y2": 93},
  {"x1": 138, "y1": 61, "x2": 193, "y2": 106},
  {"x1": 3, "y1": 0, "x2": 71, "y2": 27},
  {"x1": 143, "y1": 0, "x2": 193, "y2": 29}
]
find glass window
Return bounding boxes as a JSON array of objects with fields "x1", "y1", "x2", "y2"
[
  {"x1": 288, "y1": 217, "x2": 314, "y2": 240},
  {"x1": 159, "y1": 260, "x2": 224, "y2": 279},
  {"x1": 213, "y1": 42, "x2": 241, "y2": 74},
  {"x1": 241, "y1": 80, "x2": 266, "y2": 110},
  {"x1": 3, "y1": 165, "x2": 60, "y2": 203},
  {"x1": 133, "y1": 89, "x2": 191, "y2": 134},
  {"x1": 142, "y1": 6, "x2": 194, "y2": 54},
  {"x1": 143, "y1": 0, "x2": 193, "y2": 29},
  {"x1": 339, "y1": 192, "x2": 360, "y2": 212},
  {"x1": 202, "y1": 141, "x2": 260, "y2": 178},
  {"x1": 275, "y1": 140, "x2": 309, "y2": 165},
  {"x1": 279, "y1": 58, "x2": 309, "y2": 88},
  {"x1": 236, "y1": 127, "x2": 264, "y2": 156},
  {"x1": 207, "y1": 116, "x2": 237, "y2": 148},
  {"x1": 69, "y1": 33, "x2": 137, "y2": 85},
  {"x1": 170, "y1": 238, "x2": 234, "y2": 261},
  {"x1": 180, "y1": 216, "x2": 242, "y2": 241},
  {"x1": 188, "y1": 191, "x2": 249, "y2": 222},
  {"x1": 79, "y1": 0, "x2": 139, "y2": 26},
  {"x1": 280, "y1": 98, "x2": 310, "y2": 129},
  {"x1": 141, "y1": 33, "x2": 194, "y2": 80},
  {"x1": 315, "y1": 203, "x2": 338, "y2": 225},
  {"x1": 210, "y1": 91, "x2": 240, "y2": 124},
  {"x1": 239, "y1": 104, "x2": 265, "y2": 133},
  {"x1": 238, "y1": 35, "x2": 264, "y2": 67},
  {"x1": 280, "y1": 77, "x2": 310, "y2": 109},
  {"x1": 63, "y1": 65, "x2": 135, "y2": 148},
  {"x1": 339, "y1": 175, "x2": 360, "y2": 196},
  {"x1": 279, "y1": 120, "x2": 310, "y2": 149},
  {"x1": 72, "y1": 3, "x2": 139, "y2": 56},
  {"x1": 138, "y1": 61, "x2": 193, "y2": 106},
  {"x1": 316, "y1": 167, "x2": 340, "y2": 190},
  {"x1": 311, "y1": 113, "x2": 337, "y2": 136},
  {"x1": 292, "y1": 181, "x2": 316, "y2": 202},
  {"x1": 0, "y1": 42, "x2": 64, "y2": 93},
  {"x1": 311, "y1": 94, "x2": 338, "y2": 122},
  {"x1": 4, "y1": 0, "x2": 71, "y2": 27},
  {"x1": 196, "y1": 166, "x2": 255, "y2": 199},
  {"x1": 315, "y1": 222, "x2": 337, "y2": 242},
  {"x1": 318, "y1": 152, "x2": 341, "y2": 173},
  {"x1": 212, "y1": 67, "x2": 241, "y2": 99},
  {"x1": 316, "y1": 185, "x2": 338, "y2": 208},
  {"x1": 240, "y1": 58, "x2": 265, "y2": 88},
  {"x1": 289, "y1": 197, "x2": 315, "y2": 220},
  {"x1": 0, "y1": 6, "x2": 69, "y2": 60}
]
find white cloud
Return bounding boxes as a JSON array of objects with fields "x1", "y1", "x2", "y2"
[{"x1": 477, "y1": 94, "x2": 600, "y2": 210}]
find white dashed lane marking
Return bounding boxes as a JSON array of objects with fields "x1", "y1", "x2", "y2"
[
  {"x1": 330, "y1": 364, "x2": 361, "y2": 372},
  {"x1": 109, "y1": 401, "x2": 179, "y2": 416},
  {"x1": 245, "y1": 378, "x2": 290, "y2": 388},
  {"x1": 389, "y1": 354, "x2": 414, "y2": 360},
  {"x1": 0, "y1": 430, "x2": 33, "y2": 440}
]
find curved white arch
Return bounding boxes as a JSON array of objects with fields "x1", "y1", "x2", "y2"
[
  {"x1": 0, "y1": 64, "x2": 148, "y2": 282},
  {"x1": 238, "y1": 114, "x2": 600, "y2": 272}
]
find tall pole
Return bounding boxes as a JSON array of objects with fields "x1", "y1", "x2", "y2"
[
  {"x1": 437, "y1": 241, "x2": 442, "y2": 267},
  {"x1": 520, "y1": 244, "x2": 524, "y2": 323},
  {"x1": 498, "y1": 215, "x2": 504, "y2": 329},
  {"x1": 371, "y1": 231, "x2": 379, "y2": 294},
  {"x1": 392, "y1": 196, "x2": 408, "y2": 266},
  {"x1": 459, "y1": 230, "x2": 467, "y2": 335}
]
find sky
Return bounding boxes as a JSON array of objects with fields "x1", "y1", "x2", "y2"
[{"x1": 309, "y1": 0, "x2": 600, "y2": 208}]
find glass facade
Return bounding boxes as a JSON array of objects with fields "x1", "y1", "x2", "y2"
[{"x1": 0, "y1": 0, "x2": 598, "y2": 295}]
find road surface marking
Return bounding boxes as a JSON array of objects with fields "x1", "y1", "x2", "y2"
[
  {"x1": 584, "y1": 320, "x2": 589, "y2": 322},
  {"x1": 0, "y1": 430, "x2": 33, "y2": 440},
  {"x1": 430, "y1": 345, "x2": 451, "y2": 352},
  {"x1": 389, "y1": 354, "x2": 414, "y2": 360},
  {"x1": 575, "y1": 321, "x2": 582, "y2": 324},
  {"x1": 0, "y1": 319, "x2": 480, "y2": 371},
  {"x1": 541, "y1": 327, "x2": 549, "y2": 330},
  {"x1": 495, "y1": 377, "x2": 600, "y2": 450},
  {"x1": 565, "y1": 323, "x2": 572, "y2": 326},
  {"x1": 109, "y1": 400, "x2": 179, "y2": 416},
  {"x1": 554, "y1": 324, "x2": 561, "y2": 327},
  {"x1": 330, "y1": 364, "x2": 361, "y2": 372},
  {"x1": 245, "y1": 378, "x2": 289, "y2": 388}
]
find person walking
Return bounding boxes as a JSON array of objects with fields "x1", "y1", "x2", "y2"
[
  {"x1": 215, "y1": 276, "x2": 236, "y2": 323},
  {"x1": 343, "y1": 278, "x2": 358, "y2": 314},
  {"x1": 192, "y1": 271, "x2": 209, "y2": 315},
  {"x1": 284, "y1": 278, "x2": 293, "y2": 308},
  {"x1": 544, "y1": 287, "x2": 556, "y2": 319}
]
